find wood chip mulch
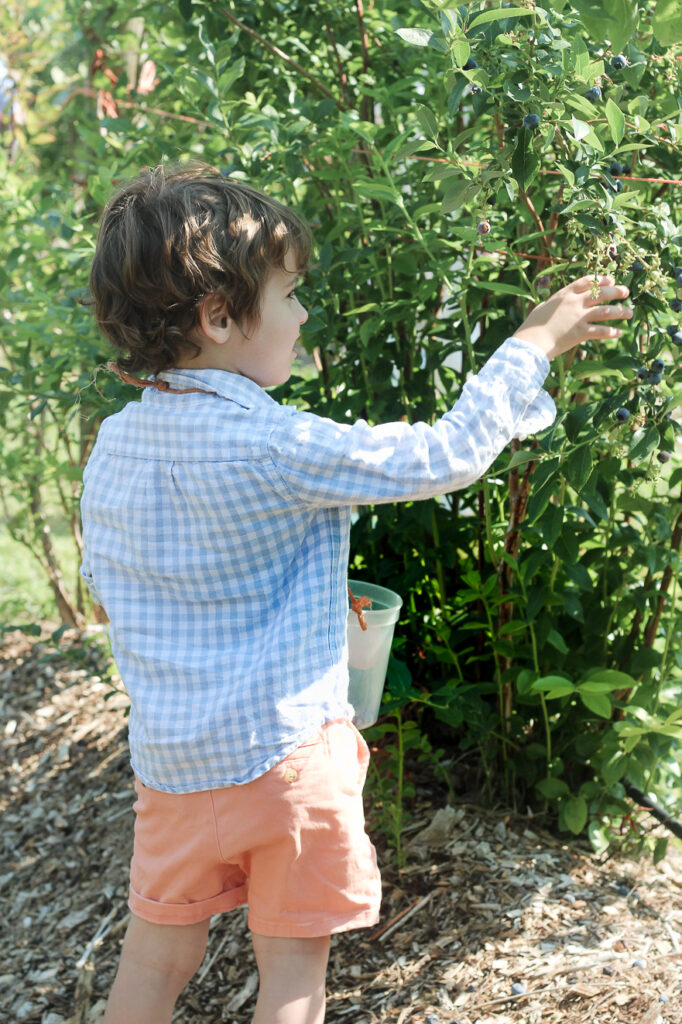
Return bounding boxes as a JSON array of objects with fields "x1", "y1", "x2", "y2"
[{"x1": 2, "y1": 628, "x2": 681, "y2": 1024}]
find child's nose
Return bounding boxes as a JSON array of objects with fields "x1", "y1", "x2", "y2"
[{"x1": 297, "y1": 298, "x2": 308, "y2": 324}]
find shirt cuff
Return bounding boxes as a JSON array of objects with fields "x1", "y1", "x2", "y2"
[{"x1": 487, "y1": 336, "x2": 557, "y2": 439}]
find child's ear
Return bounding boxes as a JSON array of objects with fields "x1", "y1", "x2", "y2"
[{"x1": 198, "y1": 292, "x2": 232, "y2": 344}]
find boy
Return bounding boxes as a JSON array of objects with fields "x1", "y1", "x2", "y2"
[{"x1": 80, "y1": 163, "x2": 633, "y2": 1024}]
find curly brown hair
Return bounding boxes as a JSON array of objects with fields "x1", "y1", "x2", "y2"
[{"x1": 89, "y1": 163, "x2": 312, "y2": 375}]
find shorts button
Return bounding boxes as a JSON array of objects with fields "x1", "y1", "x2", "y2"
[{"x1": 284, "y1": 767, "x2": 298, "y2": 783}]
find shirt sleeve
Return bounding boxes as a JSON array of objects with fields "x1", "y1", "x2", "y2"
[{"x1": 268, "y1": 336, "x2": 556, "y2": 508}]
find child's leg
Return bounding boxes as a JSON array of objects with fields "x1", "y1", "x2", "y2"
[
  {"x1": 251, "y1": 933, "x2": 330, "y2": 1024},
  {"x1": 103, "y1": 913, "x2": 210, "y2": 1024}
]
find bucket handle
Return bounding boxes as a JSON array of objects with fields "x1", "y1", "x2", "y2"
[{"x1": 347, "y1": 585, "x2": 372, "y2": 631}]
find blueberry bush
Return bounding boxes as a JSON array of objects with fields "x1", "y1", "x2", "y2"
[{"x1": 1, "y1": 0, "x2": 681, "y2": 859}]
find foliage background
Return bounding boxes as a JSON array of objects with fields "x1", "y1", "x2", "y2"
[{"x1": 1, "y1": 0, "x2": 681, "y2": 860}]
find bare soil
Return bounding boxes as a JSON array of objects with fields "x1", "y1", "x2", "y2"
[{"x1": 2, "y1": 628, "x2": 681, "y2": 1024}]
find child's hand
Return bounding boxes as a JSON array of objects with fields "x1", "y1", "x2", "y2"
[{"x1": 513, "y1": 274, "x2": 634, "y2": 360}]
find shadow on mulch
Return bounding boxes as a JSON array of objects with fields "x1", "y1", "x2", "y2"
[{"x1": 2, "y1": 628, "x2": 681, "y2": 1024}]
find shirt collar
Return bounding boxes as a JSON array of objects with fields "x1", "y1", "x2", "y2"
[{"x1": 154, "y1": 368, "x2": 277, "y2": 411}]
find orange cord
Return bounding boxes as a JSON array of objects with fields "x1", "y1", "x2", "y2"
[
  {"x1": 107, "y1": 362, "x2": 216, "y2": 395},
  {"x1": 348, "y1": 585, "x2": 372, "y2": 631}
]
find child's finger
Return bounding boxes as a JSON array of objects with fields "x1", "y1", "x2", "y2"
[
  {"x1": 573, "y1": 274, "x2": 616, "y2": 291},
  {"x1": 585, "y1": 304, "x2": 633, "y2": 322},
  {"x1": 583, "y1": 323, "x2": 624, "y2": 339}
]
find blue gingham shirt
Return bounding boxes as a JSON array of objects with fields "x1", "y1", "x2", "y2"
[{"x1": 80, "y1": 336, "x2": 555, "y2": 792}]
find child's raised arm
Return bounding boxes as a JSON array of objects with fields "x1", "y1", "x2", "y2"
[{"x1": 268, "y1": 273, "x2": 633, "y2": 508}]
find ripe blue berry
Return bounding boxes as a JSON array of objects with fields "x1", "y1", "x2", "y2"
[
  {"x1": 611, "y1": 55, "x2": 627, "y2": 70},
  {"x1": 610, "y1": 160, "x2": 624, "y2": 176},
  {"x1": 666, "y1": 324, "x2": 679, "y2": 337},
  {"x1": 674, "y1": 266, "x2": 682, "y2": 282},
  {"x1": 657, "y1": 451, "x2": 671, "y2": 464},
  {"x1": 584, "y1": 86, "x2": 602, "y2": 102},
  {"x1": 536, "y1": 275, "x2": 551, "y2": 289},
  {"x1": 463, "y1": 57, "x2": 479, "y2": 70},
  {"x1": 670, "y1": 298, "x2": 682, "y2": 313},
  {"x1": 616, "y1": 408, "x2": 630, "y2": 422},
  {"x1": 623, "y1": 164, "x2": 631, "y2": 174},
  {"x1": 611, "y1": 179, "x2": 623, "y2": 193},
  {"x1": 511, "y1": 982, "x2": 526, "y2": 996},
  {"x1": 477, "y1": 220, "x2": 491, "y2": 234},
  {"x1": 648, "y1": 372, "x2": 662, "y2": 385},
  {"x1": 631, "y1": 260, "x2": 644, "y2": 272},
  {"x1": 524, "y1": 113, "x2": 541, "y2": 130},
  {"x1": 671, "y1": 331, "x2": 682, "y2": 345},
  {"x1": 637, "y1": 367, "x2": 649, "y2": 380},
  {"x1": 651, "y1": 358, "x2": 665, "y2": 374}
]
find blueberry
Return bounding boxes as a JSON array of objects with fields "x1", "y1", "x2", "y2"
[
  {"x1": 536, "y1": 274, "x2": 551, "y2": 289},
  {"x1": 585, "y1": 86, "x2": 602, "y2": 102},
  {"x1": 524, "y1": 113, "x2": 541, "y2": 130},
  {"x1": 651, "y1": 358, "x2": 665, "y2": 373},
  {"x1": 463, "y1": 57, "x2": 479, "y2": 70},
  {"x1": 670, "y1": 298, "x2": 682, "y2": 313},
  {"x1": 617, "y1": 883, "x2": 630, "y2": 895},
  {"x1": 611, "y1": 55, "x2": 627, "y2": 70},
  {"x1": 632, "y1": 958, "x2": 646, "y2": 968},
  {"x1": 511, "y1": 982, "x2": 526, "y2": 996},
  {"x1": 674, "y1": 266, "x2": 682, "y2": 282},
  {"x1": 477, "y1": 220, "x2": 491, "y2": 234},
  {"x1": 623, "y1": 164, "x2": 631, "y2": 173},
  {"x1": 616, "y1": 408, "x2": 630, "y2": 422},
  {"x1": 671, "y1": 331, "x2": 682, "y2": 345},
  {"x1": 630, "y1": 260, "x2": 644, "y2": 272},
  {"x1": 648, "y1": 372, "x2": 662, "y2": 385},
  {"x1": 666, "y1": 324, "x2": 680, "y2": 337},
  {"x1": 610, "y1": 160, "x2": 624, "y2": 175},
  {"x1": 610, "y1": 179, "x2": 623, "y2": 193},
  {"x1": 657, "y1": 451, "x2": 671, "y2": 463},
  {"x1": 425, "y1": 1016, "x2": 440, "y2": 1024},
  {"x1": 637, "y1": 367, "x2": 649, "y2": 379}
]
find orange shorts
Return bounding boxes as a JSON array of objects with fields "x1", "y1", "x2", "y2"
[{"x1": 128, "y1": 718, "x2": 382, "y2": 937}]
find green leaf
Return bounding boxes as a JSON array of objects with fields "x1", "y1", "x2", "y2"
[
  {"x1": 353, "y1": 180, "x2": 402, "y2": 206},
  {"x1": 536, "y1": 776, "x2": 571, "y2": 798},
  {"x1": 416, "y1": 105, "x2": 439, "y2": 139},
  {"x1": 506, "y1": 449, "x2": 538, "y2": 470},
  {"x1": 395, "y1": 27, "x2": 445, "y2": 50},
  {"x1": 564, "y1": 445, "x2": 592, "y2": 491},
  {"x1": 605, "y1": 98, "x2": 625, "y2": 146},
  {"x1": 451, "y1": 37, "x2": 470, "y2": 68},
  {"x1": 468, "y1": 7, "x2": 536, "y2": 29},
  {"x1": 653, "y1": 836, "x2": 669, "y2": 865},
  {"x1": 441, "y1": 178, "x2": 480, "y2": 214},
  {"x1": 562, "y1": 795, "x2": 588, "y2": 834},
  {"x1": 470, "y1": 281, "x2": 534, "y2": 298},
  {"x1": 511, "y1": 130, "x2": 539, "y2": 190},
  {"x1": 547, "y1": 629, "x2": 569, "y2": 654},
  {"x1": 531, "y1": 676, "x2": 576, "y2": 698},
  {"x1": 652, "y1": 0, "x2": 682, "y2": 44},
  {"x1": 582, "y1": 668, "x2": 636, "y2": 690},
  {"x1": 580, "y1": 692, "x2": 613, "y2": 718},
  {"x1": 629, "y1": 425, "x2": 659, "y2": 462}
]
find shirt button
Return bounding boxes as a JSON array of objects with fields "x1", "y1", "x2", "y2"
[{"x1": 284, "y1": 767, "x2": 298, "y2": 783}]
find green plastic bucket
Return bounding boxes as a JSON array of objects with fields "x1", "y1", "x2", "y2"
[{"x1": 347, "y1": 579, "x2": 403, "y2": 728}]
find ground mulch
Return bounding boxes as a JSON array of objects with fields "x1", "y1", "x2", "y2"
[{"x1": 2, "y1": 628, "x2": 681, "y2": 1024}]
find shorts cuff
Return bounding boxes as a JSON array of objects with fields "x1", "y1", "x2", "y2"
[
  {"x1": 248, "y1": 905, "x2": 381, "y2": 938},
  {"x1": 128, "y1": 882, "x2": 248, "y2": 925}
]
